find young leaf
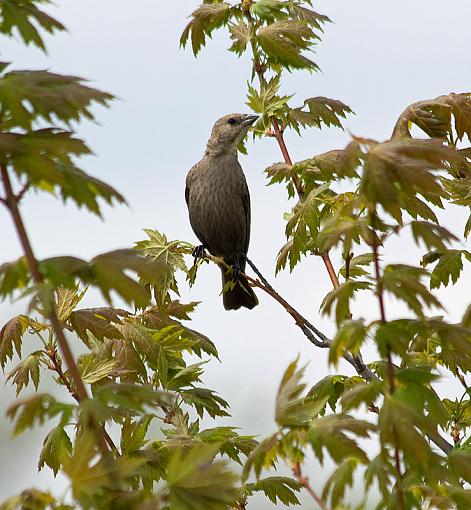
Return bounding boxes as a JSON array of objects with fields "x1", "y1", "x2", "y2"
[
  {"x1": 308, "y1": 415, "x2": 374, "y2": 464},
  {"x1": 0, "y1": 70, "x2": 113, "y2": 129},
  {"x1": 381, "y1": 264, "x2": 443, "y2": 316},
  {"x1": 289, "y1": 96, "x2": 353, "y2": 132},
  {"x1": 322, "y1": 458, "x2": 358, "y2": 508},
  {"x1": 320, "y1": 280, "x2": 372, "y2": 325},
  {"x1": 135, "y1": 229, "x2": 188, "y2": 305},
  {"x1": 275, "y1": 358, "x2": 324, "y2": 428},
  {"x1": 427, "y1": 249, "x2": 467, "y2": 289},
  {"x1": 359, "y1": 137, "x2": 455, "y2": 222},
  {"x1": 392, "y1": 98, "x2": 452, "y2": 139},
  {"x1": 0, "y1": 0, "x2": 66, "y2": 51},
  {"x1": 245, "y1": 476, "x2": 302, "y2": 505},
  {"x1": 0, "y1": 315, "x2": 28, "y2": 368},
  {"x1": 257, "y1": 21, "x2": 319, "y2": 71},
  {"x1": 329, "y1": 319, "x2": 368, "y2": 366},
  {"x1": 7, "y1": 351, "x2": 43, "y2": 395},
  {"x1": 68, "y1": 307, "x2": 127, "y2": 346},
  {"x1": 38, "y1": 425, "x2": 72, "y2": 476},
  {"x1": 166, "y1": 443, "x2": 239, "y2": 510},
  {"x1": 180, "y1": 388, "x2": 230, "y2": 419},
  {"x1": 180, "y1": 3, "x2": 232, "y2": 56}
]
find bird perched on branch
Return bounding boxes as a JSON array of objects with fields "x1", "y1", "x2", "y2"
[{"x1": 185, "y1": 113, "x2": 259, "y2": 310}]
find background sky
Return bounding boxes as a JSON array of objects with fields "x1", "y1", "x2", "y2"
[{"x1": 1, "y1": 0, "x2": 470, "y2": 506}]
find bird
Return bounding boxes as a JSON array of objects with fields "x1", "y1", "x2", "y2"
[{"x1": 185, "y1": 113, "x2": 259, "y2": 310}]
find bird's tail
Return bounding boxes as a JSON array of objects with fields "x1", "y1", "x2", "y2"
[{"x1": 220, "y1": 257, "x2": 258, "y2": 311}]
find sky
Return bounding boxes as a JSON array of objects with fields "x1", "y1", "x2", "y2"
[{"x1": 1, "y1": 0, "x2": 470, "y2": 506}]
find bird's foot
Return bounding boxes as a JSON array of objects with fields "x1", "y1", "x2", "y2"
[
  {"x1": 192, "y1": 245, "x2": 207, "y2": 262},
  {"x1": 230, "y1": 263, "x2": 242, "y2": 281}
]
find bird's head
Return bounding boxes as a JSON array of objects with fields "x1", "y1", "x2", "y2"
[{"x1": 206, "y1": 113, "x2": 258, "y2": 156}]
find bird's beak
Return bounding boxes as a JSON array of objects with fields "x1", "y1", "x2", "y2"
[{"x1": 242, "y1": 115, "x2": 259, "y2": 126}]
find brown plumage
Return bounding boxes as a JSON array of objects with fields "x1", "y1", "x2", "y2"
[{"x1": 185, "y1": 113, "x2": 259, "y2": 310}]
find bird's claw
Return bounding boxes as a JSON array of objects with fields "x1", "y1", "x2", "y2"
[
  {"x1": 231, "y1": 263, "x2": 242, "y2": 280},
  {"x1": 192, "y1": 245, "x2": 207, "y2": 261}
]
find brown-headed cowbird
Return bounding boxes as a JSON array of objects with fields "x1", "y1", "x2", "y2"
[{"x1": 185, "y1": 113, "x2": 259, "y2": 310}]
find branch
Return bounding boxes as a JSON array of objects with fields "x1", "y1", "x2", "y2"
[{"x1": 0, "y1": 163, "x2": 114, "y2": 456}]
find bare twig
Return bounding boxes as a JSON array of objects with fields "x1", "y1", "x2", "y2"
[{"x1": 293, "y1": 462, "x2": 329, "y2": 510}]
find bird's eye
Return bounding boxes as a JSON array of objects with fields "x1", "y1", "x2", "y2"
[{"x1": 228, "y1": 117, "x2": 236, "y2": 125}]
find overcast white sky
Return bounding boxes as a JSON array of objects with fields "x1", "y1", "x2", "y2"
[{"x1": 1, "y1": 0, "x2": 470, "y2": 506}]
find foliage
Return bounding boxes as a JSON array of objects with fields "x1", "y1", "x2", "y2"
[{"x1": 1, "y1": 1, "x2": 471, "y2": 510}]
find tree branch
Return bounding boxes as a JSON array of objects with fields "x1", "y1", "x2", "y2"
[{"x1": 0, "y1": 163, "x2": 114, "y2": 456}]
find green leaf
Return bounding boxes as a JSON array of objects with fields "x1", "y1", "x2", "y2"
[
  {"x1": 0, "y1": 257, "x2": 30, "y2": 298},
  {"x1": 229, "y1": 20, "x2": 251, "y2": 55},
  {"x1": 96, "y1": 382, "x2": 172, "y2": 412},
  {"x1": 6, "y1": 394, "x2": 69, "y2": 436},
  {"x1": 135, "y1": 229, "x2": 188, "y2": 305},
  {"x1": 257, "y1": 21, "x2": 319, "y2": 71},
  {"x1": 0, "y1": 70, "x2": 113, "y2": 129},
  {"x1": 410, "y1": 221, "x2": 459, "y2": 252},
  {"x1": 246, "y1": 75, "x2": 292, "y2": 129},
  {"x1": 364, "y1": 454, "x2": 393, "y2": 498},
  {"x1": 329, "y1": 320, "x2": 368, "y2": 366},
  {"x1": 166, "y1": 443, "x2": 239, "y2": 510},
  {"x1": 242, "y1": 433, "x2": 280, "y2": 481},
  {"x1": 68, "y1": 307, "x2": 127, "y2": 346},
  {"x1": 320, "y1": 280, "x2": 372, "y2": 325},
  {"x1": 381, "y1": 264, "x2": 443, "y2": 316},
  {"x1": 245, "y1": 476, "x2": 302, "y2": 505},
  {"x1": 180, "y1": 388, "x2": 230, "y2": 419},
  {"x1": 341, "y1": 380, "x2": 383, "y2": 411},
  {"x1": 322, "y1": 458, "x2": 358, "y2": 507},
  {"x1": 428, "y1": 249, "x2": 465, "y2": 289},
  {"x1": 279, "y1": 182, "x2": 330, "y2": 272},
  {"x1": 339, "y1": 253, "x2": 374, "y2": 280},
  {"x1": 90, "y1": 249, "x2": 164, "y2": 307},
  {"x1": 1, "y1": 129, "x2": 125, "y2": 215},
  {"x1": 308, "y1": 415, "x2": 374, "y2": 464},
  {"x1": 250, "y1": 0, "x2": 288, "y2": 21},
  {"x1": 275, "y1": 358, "x2": 324, "y2": 428},
  {"x1": 38, "y1": 425, "x2": 72, "y2": 476},
  {"x1": 56, "y1": 285, "x2": 86, "y2": 321},
  {"x1": 289, "y1": 96, "x2": 353, "y2": 132},
  {"x1": 78, "y1": 354, "x2": 116, "y2": 384},
  {"x1": 0, "y1": 315, "x2": 27, "y2": 368},
  {"x1": 392, "y1": 98, "x2": 452, "y2": 139},
  {"x1": 308, "y1": 374, "x2": 350, "y2": 414},
  {"x1": 180, "y1": 3, "x2": 232, "y2": 56},
  {"x1": 359, "y1": 137, "x2": 456, "y2": 222},
  {"x1": 197, "y1": 427, "x2": 257, "y2": 465},
  {"x1": 0, "y1": 0, "x2": 65, "y2": 51},
  {"x1": 289, "y1": 4, "x2": 331, "y2": 31},
  {"x1": 120, "y1": 415, "x2": 153, "y2": 454},
  {"x1": 7, "y1": 351, "x2": 43, "y2": 395},
  {"x1": 438, "y1": 92, "x2": 471, "y2": 142}
]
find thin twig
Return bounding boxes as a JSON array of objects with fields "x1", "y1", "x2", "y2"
[{"x1": 293, "y1": 462, "x2": 329, "y2": 510}]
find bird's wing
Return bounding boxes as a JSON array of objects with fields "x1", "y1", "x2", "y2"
[
  {"x1": 185, "y1": 183, "x2": 190, "y2": 208},
  {"x1": 242, "y1": 182, "x2": 251, "y2": 255}
]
